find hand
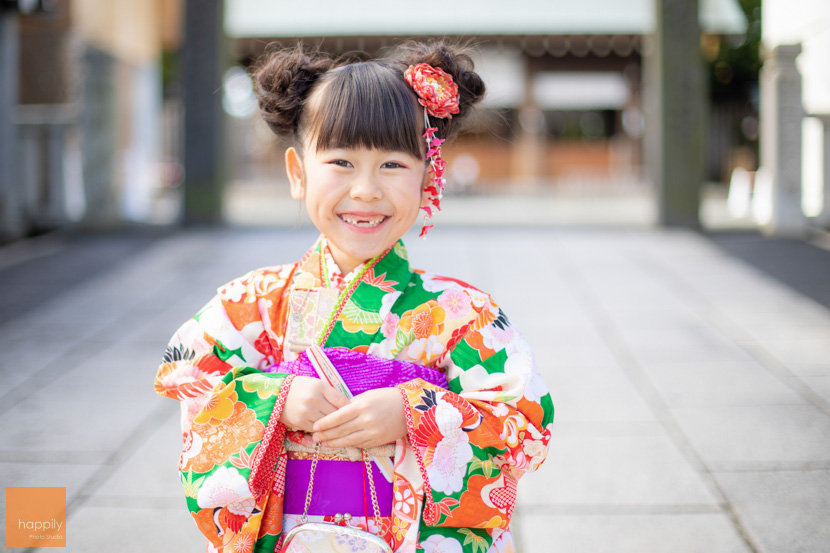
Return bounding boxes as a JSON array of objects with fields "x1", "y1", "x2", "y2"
[
  {"x1": 279, "y1": 376, "x2": 349, "y2": 432},
  {"x1": 311, "y1": 388, "x2": 407, "y2": 449}
]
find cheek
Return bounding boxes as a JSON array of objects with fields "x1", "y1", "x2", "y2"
[
  {"x1": 304, "y1": 176, "x2": 340, "y2": 211},
  {"x1": 397, "y1": 182, "x2": 426, "y2": 218},
  {"x1": 303, "y1": 190, "x2": 335, "y2": 222}
]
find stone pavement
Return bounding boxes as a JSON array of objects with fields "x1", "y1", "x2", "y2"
[{"x1": 1, "y1": 225, "x2": 829, "y2": 553}]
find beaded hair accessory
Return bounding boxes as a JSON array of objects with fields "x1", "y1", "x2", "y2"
[{"x1": 403, "y1": 63, "x2": 460, "y2": 238}]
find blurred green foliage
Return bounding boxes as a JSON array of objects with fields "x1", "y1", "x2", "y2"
[
  {"x1": 162, "y1": 48, "x2": 180, "y2": 98},
  {"x1": 708, "y1": 0, "x2": 761, "y2": 100}
]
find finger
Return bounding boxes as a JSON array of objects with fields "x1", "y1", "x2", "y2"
[
  {"x1": 312, "y1": 403, "x2": 358, "y2": 433},
  {"x1": 312, "y1": 416, "x2": 365, "y2": 442},
  {"x1": 314, "y1": 400, "x2": 340, "y2": 419},
  {"x1": 297, "y1": 400, "x2": 341, "y2": 431},
  {"x1": 319, "y1": 429, "x2": 371, "y2": 449},
  {"x1": 321, "y1": 385, "x2": 350, "y2": 409}
]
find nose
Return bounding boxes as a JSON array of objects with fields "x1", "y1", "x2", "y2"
[{"x1": 349, "y1": 172, "x2": 383, "y2": 202}]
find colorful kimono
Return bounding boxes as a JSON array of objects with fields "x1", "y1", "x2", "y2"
[{"x1": 154, "y1": 237, "x2": 554, "y2": 553}]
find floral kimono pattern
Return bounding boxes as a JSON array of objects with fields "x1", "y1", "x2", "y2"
[{"x1": 154, "y1": 237, "x2": 554, "y2": 553}]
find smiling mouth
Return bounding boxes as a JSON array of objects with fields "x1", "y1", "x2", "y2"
[{"x1": 339, "y1": 214, "x2": 388, "y2": 228}]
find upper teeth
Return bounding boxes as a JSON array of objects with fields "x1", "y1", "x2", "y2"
[{"x1": 341, "y1": 215, "x2": 385, "y2": 227}]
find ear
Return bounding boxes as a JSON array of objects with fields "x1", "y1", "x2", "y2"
[{"x1": 285, "y1": 147, "x2": 306, "y2": 200}]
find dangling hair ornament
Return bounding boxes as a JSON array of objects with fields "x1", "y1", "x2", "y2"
[{"x1": 404, "y1": 63, "x2": 460, "y2": 239}]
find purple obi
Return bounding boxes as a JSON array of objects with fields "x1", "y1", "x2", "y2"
[
  {"x1": 267, "y1": 348, "x2": 450, "y2": 517},
  {"x1": 265, "y1": 347, "x2": 450, "y2": 393},
  {"x1": 284, "y1": 458, "x2": 394, "y2": 516}
]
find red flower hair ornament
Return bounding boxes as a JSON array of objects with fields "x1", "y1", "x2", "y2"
[{"x1": 404, "y1": 63, "x2": 461, "y2": 238}]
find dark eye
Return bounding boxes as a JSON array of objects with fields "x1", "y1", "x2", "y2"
[
  {"x1": 330, "y1": 159, "x2": 352, "y2": 168},
  {"x1": 382, "y1": 161, "x2": 405, "y2": 169}
]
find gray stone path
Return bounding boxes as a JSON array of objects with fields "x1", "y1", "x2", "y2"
[{"x1": 1, "y1": 226, "x2": 829, "y2": 552}]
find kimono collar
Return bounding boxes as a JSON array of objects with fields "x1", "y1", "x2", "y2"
[{"x1": 294, "y1": 235, "x2": 413, "y2": 295}]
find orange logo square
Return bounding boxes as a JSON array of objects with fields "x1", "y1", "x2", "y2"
[{"x1": 6, "y1": 487, "x2": 66, "y2": 547}]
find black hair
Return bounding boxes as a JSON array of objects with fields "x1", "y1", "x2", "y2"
[
  {"x1": 252, "y1": 40, "x2": 486, "y2": 158},
  {"x1": 306, "y1": 62, "x2": 423, "y2": 158}
]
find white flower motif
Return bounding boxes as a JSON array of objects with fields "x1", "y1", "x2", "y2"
[
  {"x1": 424, "y1": 335, "x2": 445, "y2": 362},
  {"x1": 479, "y1": 323, "x2": 515, "y2": 353},
  {"x1": 196, "y1": 466, "x2": 253, "y2": 509},
  {"x1": 419, "y1": 273, "x2": 457, "y2": 293},
  {"x1": 248, "y1": 273, "x2": 285, "y2": 297},
  {"x1": 491, "y1": 403, "x2": 510, "y2": 417},
  {"x1": 491, "y1": 530, "x2": 516, "y2": 553},
  {"x1": 380, "y1": 291, "x2": 402, "y2": 319},
  {"x1": 405, "y1": 338, "x2": 426, "y2": 361},
  {"x1": 405, "y1": 335, "x2": 445, "y2": 364},
  {"x1": 420, "y1": 534, "x2": 464, "y2": 553},
  {"x1": 198, "y1": 302, "x2": 244, "y2": 351},
  {"x1": 240, "y1": 321, "x2": 265, "y2": 346},
  {"x1": 427, "y1": 435, "x2": 473, "y2": 495},
  {"x1": 504, "y1": 351, "x2": 548, "y2": 403},
  {"x1": 434, "y1": 397, "x2": 463, "y2": 441},
  {"x1": 324, "y1": 253, "x2": 342, "y2": 283},
  {"x1": 457, "y1": 364, "x2": 516, "y2": 402},
  {"x1": 367, "y1": 339, "x2": 393, "y2": 359},
  {"x1": 179, "y1": 429, "x2": 203, "y2": 467},
  {"x1": 394, "y1": 487, "x2": 415, "y2": 513},
  {"x1": 219, "y1": 279, "x2": 246, "y2": 302},
  {"x1": 523, "y1": 438, "x2": 546, "y2": 458},
  {"x1": 198, "y1": 300, "x2": 265, "y2": 367},
  {"x1": 466, "y1": 289, "x2": 492, "y2": 311}
]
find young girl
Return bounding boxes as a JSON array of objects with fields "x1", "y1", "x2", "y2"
[{"x1": 155, "y1": 41, "x2": 554, "y2": 553}]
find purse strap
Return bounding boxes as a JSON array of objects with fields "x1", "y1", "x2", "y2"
[{"x1": 300, "y1": 443, "x2": 383, "y2": 533}]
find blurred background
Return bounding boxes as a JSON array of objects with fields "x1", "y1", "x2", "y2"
[
  {"x1": 2, "y1": 1, "x2": 830, "y2": 553},
  {"x1": 2, "y1": 0, "x2": 827, "y2": 235}
]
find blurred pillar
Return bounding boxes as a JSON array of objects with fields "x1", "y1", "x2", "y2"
[
  {"x1": 182, "y1": 0, "x2": 226, "y2": 225},
  {"x1": 79, "y1": 46, "x2": 119, "y2": 227},
  {"x1": 759, "y1": 44, "x2": 807, "y2": 236},
  {"x1": 645, "y1": 0, "x2": 706, "y2": 228},
  {"x1": 510, "y1": 57, "x2": 545, "y2": 188},
  {"x1": 0, "y1": 9, "x2": 25, "y2": 240},
  {"x1": 813, "y1": 113, "x2": 830, "y2": 228}
]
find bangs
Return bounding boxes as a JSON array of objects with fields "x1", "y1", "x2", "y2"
[{"x1": 307, "y1": 62, "x2": 424, "y2": 160}]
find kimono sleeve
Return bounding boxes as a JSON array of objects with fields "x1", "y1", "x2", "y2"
[
  {"x1": 396, "y1": 292, "x2": 554, "y2": 529},
  {"x1": 154, "y1": 268, "x2": 287, "y2": 423},
  {"x1": 153, "y1": 278, "x2": 295, "y2": 551}
]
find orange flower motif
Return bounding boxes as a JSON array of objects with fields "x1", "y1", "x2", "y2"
[
  {"x1": 400, "y1": 301, "x2": 446, "y2": 340},
  {"x1": 230, "y1": 527, "x2": 256, "y2": 553},
  {"x1": 186, "y1": 403, "x2": 263, "y2": 473},
  {"x1": 193, "y1": 381, "x2": 237, "y2": 426},
  {"x1": 393, "y1": 480, "x2": 418, "y2": 521}
]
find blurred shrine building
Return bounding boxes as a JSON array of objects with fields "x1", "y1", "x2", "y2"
[
  {"x1": 227, "y1": 0, "x2": 748, "y2": 193},
  {"x1": 1, "y1": 0, "x2": 752, "y2": 238}
]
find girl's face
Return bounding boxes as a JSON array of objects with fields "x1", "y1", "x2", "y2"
[{"x1": 286, "y1": 143, "x2": 428, "y2": 275}]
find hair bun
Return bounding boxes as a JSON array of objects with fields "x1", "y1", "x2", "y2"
[
  {"x1": 252, "y1": 46, "x2": 336, "y2": 137},
  {"x1": 393, "y1": 40, "x2": 486, "y2": 139}
]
